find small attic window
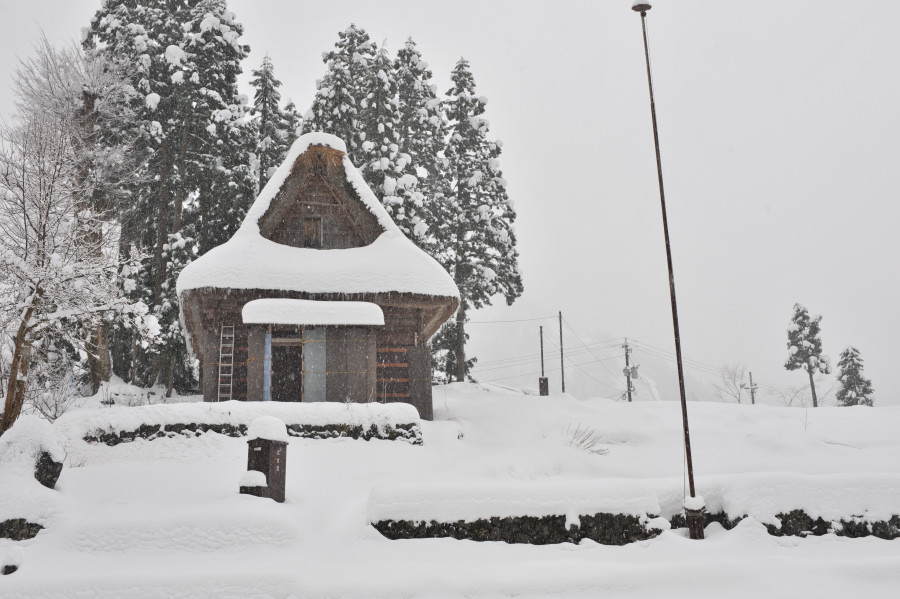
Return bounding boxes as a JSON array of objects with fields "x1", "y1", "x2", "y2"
[{"x1": 301, "y1": 217, "x2": 323, "y2": 248}]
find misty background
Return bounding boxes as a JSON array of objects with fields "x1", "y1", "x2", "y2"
[{"x1": 2, "y1": 0, "x2": 897, "y2": 405}]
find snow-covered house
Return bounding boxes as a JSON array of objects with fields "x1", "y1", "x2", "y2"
[{"x1": 176, "y1": 133, "x2": 459, "y2": 419}]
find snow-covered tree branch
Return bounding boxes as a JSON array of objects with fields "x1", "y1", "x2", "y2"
[{"x1": 0, "y1": 38, "x2": 156, "y2": 436}]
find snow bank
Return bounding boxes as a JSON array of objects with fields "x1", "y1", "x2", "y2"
[
  {"x1": 55, "y1": 400, "x2": 420, "y2": 441},
  {"x1": 242, "y1": 298, "x2": 384, "y2": 326},
  {"x1": 369, "y1": 472, "x2": 900, "y2": 534},
  {"x1": 369, "y1": 480, "x2": 662, "y2": 523},
  {"x1": 246, "y1": 416, "x2": 289, "y2": 442},
  {"x1": 693, "y1": 472, "x2": 900, "y2": 525},
  {"x1": 176, "y1": 132, "x2": 458, "y2": 299},
  {"x1": 6, "y1": 383, "x2": 900, "y2": 596},
  {"x1": 0, "y1": 416, "x2": 65, "y2": 528},
  {"x1": 0, "y1": 415, "x2": 63, "y2": 472}
]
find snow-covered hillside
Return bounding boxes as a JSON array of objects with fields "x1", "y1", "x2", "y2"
[{"x1": 1, "y1": 384, "x2": 898, "y2": 598}]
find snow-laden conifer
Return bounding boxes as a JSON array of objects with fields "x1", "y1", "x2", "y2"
[
  {"x1": 434, "y1": 59, "x2": 523, "y2": 382},
  {"x1": 784, "y1": 303, "x2": 830, "y2": 407},
  {"x1": 356, "y1": 45, "x2": 428, "y2": 244},
  {"x1": 394, "y1": 38, "x2": 450, "y2": 250},
  {"x1": 84, "y1": 0, "x2": 253, "y2": 394},
  {"x1": 250, "y1": 54, "x2": 299, "y2": 191},
  {"x1": 302, "y1": 24, "x2": 376, "y2": 162},
  {"x1": 835, "y1": 347, "x2": 874, "y2": 407}
]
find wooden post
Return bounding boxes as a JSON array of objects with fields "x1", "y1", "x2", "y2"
[{"x1": 539, "y1": 326, "x2": 548, "y2": 396}]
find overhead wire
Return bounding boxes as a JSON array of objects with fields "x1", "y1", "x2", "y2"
[
  {"x1": 539, "y1": 334, "x2": 623, "y2": 392},
  {"x1": 562, "y1": 317, "x2": 627, "y2": 386}
]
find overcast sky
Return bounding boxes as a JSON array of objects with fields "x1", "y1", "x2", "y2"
[{"x1": 2, "y1": 0, "x2": 898, "y2": 406}]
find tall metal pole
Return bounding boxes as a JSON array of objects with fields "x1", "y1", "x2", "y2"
[
  {"x1": 558, "y1": 311, "x2": 565, "y2": 393},
  {"x1": 632, "y1": 2, "x2": 703, "y2": 539}
]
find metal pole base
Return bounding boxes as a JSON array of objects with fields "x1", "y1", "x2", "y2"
[{"x1": 685, "y1": 507, "x2": 706, "y2": 540}]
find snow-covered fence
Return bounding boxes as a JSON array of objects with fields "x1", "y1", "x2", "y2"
[{"x1": 55, "y1": 401, "x2": 422, "y2": 446}]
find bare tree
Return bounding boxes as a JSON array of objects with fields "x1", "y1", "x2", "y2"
[
  {"x1": 0, "y1": 38, "x2": 154, "y2": 436},
  {"x1": 770, "y1": 377, "x2": 836, "y2": 408},
  {"x1": 714, "y1": 363, "x2": 748, "y2": 403}
]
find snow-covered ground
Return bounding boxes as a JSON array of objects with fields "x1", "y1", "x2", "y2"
[{"x1": 2, "y1": 383, "x2": 898, "y2": 598}]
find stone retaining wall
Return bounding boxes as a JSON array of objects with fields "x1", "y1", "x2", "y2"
[
  {"x1": 375, "y1": 509, "x2": 900, "y2": 545},
  {"x1": 670, "y1": 509, "x2": 900, "y2": 540},
  {"x1": 83, "y1": 421, "x2": 422, "y2": 446},
  {"x1": 374, "y1": 512, "x2": 660, "y2": 545}
]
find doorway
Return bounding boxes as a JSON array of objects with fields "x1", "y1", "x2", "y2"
[
  {"x1": 271, "y1": 342, "x2": 302, "y2": 402},
  {"x1": 265, "y1": 326, "x2": 327, "y2": 402}
]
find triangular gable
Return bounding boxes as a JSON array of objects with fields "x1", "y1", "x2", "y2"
[
  {"x1": 176, "y1": 133, "x2": 459, "y2": 301},
  {"x1": 258, "y1": 145, "x2": 384, "y2": 250}
]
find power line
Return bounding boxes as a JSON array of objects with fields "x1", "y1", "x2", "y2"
[
  {"x1": 467, "y1": 316, "x2": 558, "y2": 324},
  {"x1": 561, "y1": 317, "x2": 627, "y2": 385},
  {"x1": 470, "y1": 348, "x2": 625, "y2": 375},
  {"x1": 627, "y1": 338, "x2": 782, "y2": 394},
  {"x1": 471, "y1": 340, "x2": 623, "y2": 369},
  {"x1": 540, "y1": 334, "x2": 624, "y2": 393}
]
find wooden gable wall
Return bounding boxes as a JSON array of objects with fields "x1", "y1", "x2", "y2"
[{"x1": 258, "y1": 145, "x2": 384, "y2": 249}]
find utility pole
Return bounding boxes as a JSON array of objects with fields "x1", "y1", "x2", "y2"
[
  {"x1": 558, "y1": 311, "x2": 565, "y2": 393},
  {"x1": 748, "y1": 371, "x2": 758, "y2": 405},
  {"x1": 540, "y1": 326, "x2": 545, "y2": 377},
  {"x1": 539, "y1": 326, "x2": 549, "y2": 396},
  {"x1": 632, "y1": 1, "x2": 703, "y2": 540},
  {"x1": 623, "y1": 338, "x2": 634, "y2": 402}
]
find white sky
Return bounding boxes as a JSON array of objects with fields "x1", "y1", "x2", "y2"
[{"x1": 1, "y1": 0, "x2": 898, "y2": 405}]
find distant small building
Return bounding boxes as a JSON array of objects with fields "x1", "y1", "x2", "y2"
[{"x1": 176, "y1": 133, "x2": 459, "y2": 419}]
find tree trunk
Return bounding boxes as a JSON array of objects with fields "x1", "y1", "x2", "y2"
[
  {"x1": 130, "y1": 333, "x2": 138, "y2": 384},
  {"x1": 171, "y1": 110, "x2": 192, "y2": 234},
  {"x1": 88, "y1": 323, "x2": 112, "y2": 394},
  {"x1": 807, "y1": 366, "x2": 818, "y2": 408},
  {"x1": 152, "y1": 136, "x2": 173, "y2": 306},
  {"x1": 79, "y1": 91, "x2": 114, "y2": 392},
  {"x1": 165, "y1": 353, "x2": 175, "y2": 398},
  {"x1": 1, "y1": 311, "x2": 34, "y2": 435},
  {"x1": 454, "y1": 303, "x2": 467, "y2": 382},
  {"x1": 150, "y1": 136, "x2": 174, "y2": 386}
]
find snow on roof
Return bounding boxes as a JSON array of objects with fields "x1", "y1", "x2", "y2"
[
  {"x1": 242, "y1": 298, "x2": 384, "y2": 326},
  {"x1": 176, "y1": 132, "x2": 458, "y2": 299},
  {"x1": 247, "y1": 416, "x2": 289, "y2": 443}
]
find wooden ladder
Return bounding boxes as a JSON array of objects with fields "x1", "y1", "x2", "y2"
[
  {"x1": 376, "y1": 348, "x2": 410, "y2": 402},
  {"x1": 217, "y1": 324, "x2": 235, "y2": 402}
]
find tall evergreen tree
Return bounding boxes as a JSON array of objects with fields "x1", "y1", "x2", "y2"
[
  {"x1": 84, "y1": 0, "x2": 253, "y2": 394},
  {"x1": 393, "y1": 38, "x2": 449, "y2": 249},
  {"x1": 436, "y1": 58, "x2": 523, "y2": 382},
  {"x1": 784, "y1": 303, "x2": 830, "y2": 407},
  {"x1": 301, "y1": 24, "x2": 375, "y2": 163},
  {"x1": 356, "y1": 45, "x2": 427, "y2": 244},
  {"x1": 250, "y1": 54, "x2": 298, "y2": 191},
  {"x1": 835, "y1": 347, "x2": 874, "y2": 406}
]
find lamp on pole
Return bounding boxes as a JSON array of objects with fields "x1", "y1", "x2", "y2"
[{"x1": 631, "y1": 1, "x2": 704, "y2": 540}]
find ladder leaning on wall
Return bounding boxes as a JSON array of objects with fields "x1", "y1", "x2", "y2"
[{"x1": 217, "y1": 324, "x2": 235, "y2": 402}]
